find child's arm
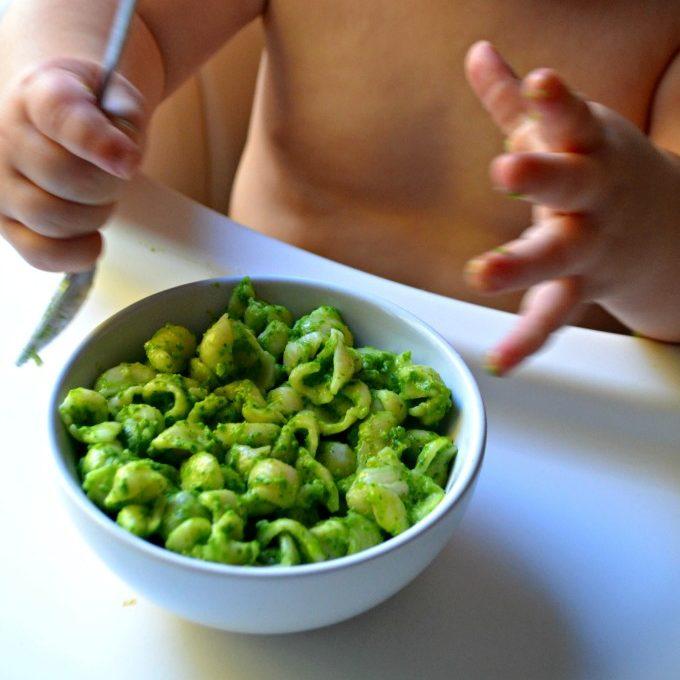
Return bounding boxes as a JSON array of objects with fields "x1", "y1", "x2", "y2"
[
  {"x1": 464, "y1": 41, "x2": 680, "y2": 375},
  {"x1": 0, "y1": 0, "x2": 264, "y2": 271}
]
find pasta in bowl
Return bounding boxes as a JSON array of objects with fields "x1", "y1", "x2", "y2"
[{"x1": 50, "y1": 277, "x2": 485, "y2": 633}]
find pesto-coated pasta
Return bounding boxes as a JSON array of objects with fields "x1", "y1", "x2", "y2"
[
  {"x1": 60, "y1": 277, "x2": 457, "y2": 567},
  {"x1": 180, "y1": 452, "x2": 224, "y2": 492},
  {"x1": 116, "y1": 403, "x2": 165, "y2": 454},
  {"x1": 144, "y1": 324, "x2": 197, "y2": 373},
  {"x1": 245, "y1": 458, "x2": 300, "y2": 513},
  {"x1": 317, "y1": 441, "x2": 357, "y2": 479}
]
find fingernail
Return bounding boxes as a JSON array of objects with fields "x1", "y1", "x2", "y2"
[
  {"x1": 483, "y1": 352, "x2": 504, "y2": 377},
  {"x1": 82, "y1": 82, "x2": 96, "y2": 98},
  {"x1": 106, "y1": 147, "x2": 139, "y2": 179},
  {"x1": 494, "y1": 186, "x2": 525, "y2": 200},
  {"x1": 107, "y1": 158, "x2": 135, "y2": 180},
  {"x1": 61, "y1": 71, "x2": 96, "y2": 100},
  {"x1": 464, "y1": 257, "x2": 484, "y2": 282},
  {"x1": 465, "y1": 257, "x2": 498, "y2": 294},
  {"x1": 524, "y1": 86, "x2": 551, "y2": 100}
]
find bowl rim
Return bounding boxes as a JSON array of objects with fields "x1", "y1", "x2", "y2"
[{"x1": 49, "y1": 275, "x2": 486, "y2": 579}]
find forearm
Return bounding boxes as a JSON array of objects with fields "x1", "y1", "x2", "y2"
[
  {"x1": 0, "y1": 0, "x2": 264, "y2": 111},
  {"x1": 135, "y1": 0, "x2": 265, "y2": 97},
  {"x1": 0, "y1": 0, "x2": 164, "y2": 110}
]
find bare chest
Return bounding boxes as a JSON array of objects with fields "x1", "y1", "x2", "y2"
[
  {"x1": 233, "y1": 1, "x2": 677, "y2": 313},
  {"x1": 260, "y1": 0, "x2": 676, "y2": 217}
]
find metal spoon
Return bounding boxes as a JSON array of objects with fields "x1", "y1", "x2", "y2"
[{"x1": 16, "y1": 0, "x2": 138, "y2": 367}]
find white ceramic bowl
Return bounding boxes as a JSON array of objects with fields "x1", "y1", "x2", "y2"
[{"x1": 49, "y1": 277, "x2": 486, "y2": 634}]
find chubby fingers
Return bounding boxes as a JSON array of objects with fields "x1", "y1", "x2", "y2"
[
  {"x1": 468, "y1": 42, "x2": 605, "y2": 156},
  {"x1": 465, "y1": 41, "x2": 526, "y2": 135},
  {"x1": 520, "y1": 68, "x2": 603, "y2": 153},
  {"x1": 485, "y1": 277, "x2": 582, "y2": 376},
  {"x1": 490, "y1": 151, "x2": 604, "y2": 211},
  {"x1": 22, "y1": 62, "x2": 144, "y2": 179},
  {"x1": 0, "y1": 216, "x2": 102, "y2": 272},
  {"x1": 9, "y1": 121, "x2": 126, "y2": 205},
  {"x1": 0, "y1": 169, "x2": 114, "y2": 239},
  {"x1": 465, "y1": 214, "x2": 593, "y2": 295}
]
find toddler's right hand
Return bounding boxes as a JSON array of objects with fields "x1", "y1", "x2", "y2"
[{"x1": 0, "y1": 58, "x2": 147, "y2": 271}]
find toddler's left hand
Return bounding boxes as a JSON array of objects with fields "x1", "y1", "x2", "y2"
[{"x1": 464, "y1": 41, "x2": 680, "y2": 375}]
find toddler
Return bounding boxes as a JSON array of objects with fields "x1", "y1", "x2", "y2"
[{"x1": 1, "y1": 1, "x2": 678, "y2": 373}]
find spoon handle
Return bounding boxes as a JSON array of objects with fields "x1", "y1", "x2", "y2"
[{"x1": 16, "y1": 0, "x2": 138, "y2": 367}]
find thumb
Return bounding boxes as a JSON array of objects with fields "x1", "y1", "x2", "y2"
[
  {"x1": 23, "y1": 58, "x2": 147, "y2": 179},
  {"x1": 100, "y1": 75, "x2": 147, "y2": 143}
]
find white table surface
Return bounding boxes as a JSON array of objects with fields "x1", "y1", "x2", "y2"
[{"x1": 1, "y1": 178, "x2": 678, "y2": 680}]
